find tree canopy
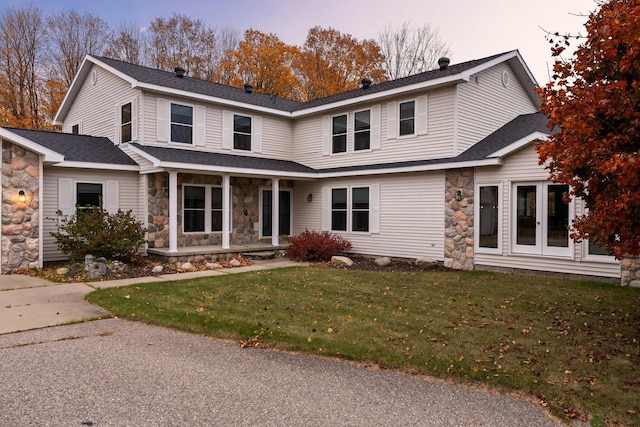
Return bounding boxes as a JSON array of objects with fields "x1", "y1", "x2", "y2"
[{"x1": 537, "y1": 0, "x2": 640, "y2": 259}]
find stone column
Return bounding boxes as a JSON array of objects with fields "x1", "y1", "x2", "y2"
[
  {"x1": 621, "y1": 256, "x2": 640, "y2": 287},
  {"x1": 444, "y1": 168, "x2": 474, "y2": 270},
  {"x1": 1, "y1": 142, "x2": 40, "y2": 272}
]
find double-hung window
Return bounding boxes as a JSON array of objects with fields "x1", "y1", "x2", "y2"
[
  {"x1": 121, "y1": 102, "x2": 132, "y2": 143},
  {"x1": 171, "y1": 103, "x2": 193, "y2": 144},
  {"x1": 233, "y1": 114, "x2": 252, "y2": 151},
  {"x1": 354, "y1": 110, "x2": 370, "y2": 151},
  {"x1": 399, "y1": 101, "x2": 415, "y2": 136},
  {"x1": 331, "y1": 187, "x2": 370, "y2": 233},
  {"x1": 183, "y1": 185, "x2": 228, "y2": 233},
  {"x1": 332, "y1": 114, "x2": 347, "y2": 154}
]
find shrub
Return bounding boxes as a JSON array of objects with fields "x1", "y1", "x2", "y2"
[
  {"x1": 286, "y1": 229, "x2": 352, "y2": 262},
  {"x1": 50, "y1": 206, "x2": 146, "y2": 262}
]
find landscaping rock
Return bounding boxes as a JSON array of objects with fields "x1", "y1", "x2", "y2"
[
  {"x1": 86, "y1": 261, "x2": 110, "y2": 280},
  {"x1": 151, "y1": 265, "x2": 164, "y2": 274},
  {"x1": 56, "y1": 267, "x2": 69, "y2": 276},
  {"x1": 180, "y1": 262, "x2": 195, "y2": 271},
  {"x1": 229, "y1": 259, "x2": 242, "y2": 267},
  {"x1": 331, "y1": 256, "x2": 353, "y2": 267},
  {"x1": 415, "y1": 256, "x2": 438, "y2": 268},
  {"x1": 374, "y1": 257, "x2": 391, "y2": 267},
  {"x1": 65, "y1": 263, "x2": 84, "y2": 278},
  {"x1": 206, "y1": 262, "x2": 222, "y2": 269}
]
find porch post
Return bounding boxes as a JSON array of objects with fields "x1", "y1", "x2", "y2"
[
  {"x1": 168, "y1": 171, "x2": 178, "y2": 253},
  {"x1": 272, "y1": 178, "x2": 280, "y2": 246},
  {"x1": 222, "y1": 174, "x2": 230, "y2": 249}
]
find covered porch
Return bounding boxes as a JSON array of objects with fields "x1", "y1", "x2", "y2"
[{"x1": 147, "y1": 242, "x2": 290, "y2": 263}]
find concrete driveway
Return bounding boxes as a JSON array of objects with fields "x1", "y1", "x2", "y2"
[{"x1": 0, "y1": 319, "x2": 563, "y2": 427}]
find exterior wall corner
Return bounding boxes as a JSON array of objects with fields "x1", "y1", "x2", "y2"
[{"x1": 444, "y1": 168, "x2": 474, "y2": 270}]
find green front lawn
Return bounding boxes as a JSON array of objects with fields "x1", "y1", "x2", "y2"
[{"x1": 86, "y1": 266, "x2": 640, "y2": 426}]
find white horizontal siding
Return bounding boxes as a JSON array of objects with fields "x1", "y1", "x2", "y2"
[
  {"x1": 293, "y1": 172, "x2": 445, "y2": 260},
  {"x1": 141, "y1": 93, "x2": 293, "y2": 161},
  {"x1": 456, "y1": 62, "x2": 538, "y2": 155},
  {"x1": 475, "y1": 145, "x2": 619, "y2": 278},
  {"x1": 64, "y1": 65, "x2": 139, "y2": 141},
  {"x1": 293, "y1": 88, "x2": 456, "y2": 169},
  {"x1": 42, "y1": 168, "x2": 142, "y2": 261}
]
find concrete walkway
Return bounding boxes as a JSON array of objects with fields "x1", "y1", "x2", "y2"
[{"x1": 0, "y1": 259, "x2": 302, "y2": 334}]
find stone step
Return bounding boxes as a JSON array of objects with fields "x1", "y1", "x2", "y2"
[{"x1": 240, "y1": 251, "x2": 276, "y2": 260}]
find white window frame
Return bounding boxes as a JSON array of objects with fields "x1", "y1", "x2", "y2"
[
  {"x1": 331, "y1": 113, "x2": 348, "y2": 155},
  {"x1": 76, "y1": 181, "x2": 104, "y2": 210},
  {"x1": 259, "y1": 187, "x2": 293, "y2": 238},
  {"x1": 120, "y1": 101, "x2": 133, "y2": 143},
  {"x1": 475, "y1": 182, "x2": 502, "y2": 255},
  {"x1": 170, "y1": 102, "x2": 194, "y2": 145},
  {"x1": 510, "y1": 182, "x2": 574, "y2": 258},
  {"x1": 353, "y1": 109, "x2": 371, "y2": 152},
  {"x1": 182, "y1": 184, "x2": 231, "y2": 234},
  {"x1": 233, "y1": 113, "x2": 252, "y2": 151},
  {"x1": 327, "y1": 185, "x2": 374, "y2": 234},
  {"x1": 398, "y1": 99, "x2": 416, "y2": 138}
]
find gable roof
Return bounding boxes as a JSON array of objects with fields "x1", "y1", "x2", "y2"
[
  {"x1": 55, "y1": 50, "x2": 539, "y2": 123},
  {"x1": 1, "y1": 128, "x2": 138, "y2": 169}
]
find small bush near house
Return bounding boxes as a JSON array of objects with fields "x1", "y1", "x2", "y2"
[
  {"x1": 51, "y1": 206, "x2": 146, "y2": 262},
  {"x1": 286, "y1": 229, "x2": 352, "y2": 262}
]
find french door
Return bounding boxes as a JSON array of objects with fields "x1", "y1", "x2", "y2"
[{"x1": 261, "y1": 189, "x2": 292, "y2": 237}]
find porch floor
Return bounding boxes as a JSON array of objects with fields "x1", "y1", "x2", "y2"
[{"x1": 147, "y1": 243, "x2": 289, "y2": 262}]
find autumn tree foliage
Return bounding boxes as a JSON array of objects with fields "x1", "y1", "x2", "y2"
[
  {"x1": 147, "y1": 14, "x2": 218, "y2": 81},
  {"x1": 537, "y1": 0, "x2": 640, "y2": 259},
  {"x1": 104, "y1": 22, "x2": 147, "y2": 65},
  {"x1": 217, "y1": 29, "x2": 302, "y2": 100},
  {"x1": 295, "y1": 26, "x2": 387, "y2": 101},
  {"x1": 0, "y1": 5, "x2": 48, "y2": 129}
]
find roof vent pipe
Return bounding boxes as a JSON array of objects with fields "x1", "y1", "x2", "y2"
[
  {"x1": 244, "y1": 83, "x2": 253, "y2": 93},
  {"x1": 174, "y1": 66, "x2": 185, "y2": 78},
  {"x1": 438, "y1": 57, "x2": 450, "y2": 71},
  {"x1": 361, "y1": 77, "x2": 372, "y2": 89}
]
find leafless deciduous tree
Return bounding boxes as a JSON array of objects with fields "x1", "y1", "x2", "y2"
[
  {"x1": 46, "y1": 10, "x2": 110, "y2": 87},
  {"x1": 0, "y1": 5, "x2": 47, "y2": 128},
  {"x1": 378, "y1": 22, "x2": 452, "y2": 79}
]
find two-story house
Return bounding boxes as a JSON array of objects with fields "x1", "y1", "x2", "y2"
[{"x1": 0, "y1": 50, "x2": 620, "y2": 280}]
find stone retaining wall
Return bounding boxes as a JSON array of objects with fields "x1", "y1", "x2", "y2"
[
  {"x1": 444, "y1": 168, "x2": 474, "y2": 270},
  {"x1": 1, "y1": 141, "x2": 40, "y2": 271}
]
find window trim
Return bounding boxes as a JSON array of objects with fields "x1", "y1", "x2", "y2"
[
  {"x1": 170, "y1": 101, "x2": 194, "y2": 145},
  {"x1": 232, "y1": 113, "x2": 252, "y2": 151},
  {"x1": 120, "y1": 101, "x2": 133, "y2": 143},
  {"x1": 475, "y1": 182, "x2": 502, "y2": 254},
  {"x1": 330, "y1": 185, "x2": 371, "y2": 234},
  {"x1": 398, "y1": 99, "x2": 416, "y2": 138},
  {"x1": 182, "y1": 184, "x2": 231, "y2": 234},
  {"x1": 510, "y1": 182, "x2": 574, "y2": 258},
  {"x1": 259, "y1": 187, "x2": 293, "y2": 238},
  {"x1": 353, "y1": 109, "x2": 371, "y2": 152},
  {"x1": 331, "y1": 113, "x2": 348, "y2": 155},
  {"x1": 76, "y1": 181, "x2": 104, "y2": 211}
]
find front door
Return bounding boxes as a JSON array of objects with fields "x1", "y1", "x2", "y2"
[{"x1": 261, "y1": 189, "x2": 292, "y2": 237}]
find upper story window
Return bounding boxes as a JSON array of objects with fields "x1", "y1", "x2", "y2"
[
  {"x1": 233, "y1": 114, "x2": 252, "y2": 151},
  {"x1": 354, "y1": 110, "x2": 371, "y2": 151},
  {"x1": 399, "y1": 101, "x2": 415, "y2": 136},
  {"x1": 171, "y1": 103, "x2": 193, "y2": 144},
  {"x1": 332, "y1": 115, "x2": 347, "y2": 154},
  {"x1": 71, "y1": 124, "x2": 79, "y2": 135},
  {"x1": 121, "y1": 102, "x2": 132, "y2": 143}
]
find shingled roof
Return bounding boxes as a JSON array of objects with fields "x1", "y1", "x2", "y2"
[
  {"x1": 4, "y1": 128, "x2": 138, "y2": 166},
  {"x1": 93, "y1": 51, "x2": 528, "y2": 113}
]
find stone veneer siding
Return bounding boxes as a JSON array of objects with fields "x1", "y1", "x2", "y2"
[
  {"x1": 146, "y1": 172, "x2": 291, "y2": 249},
  {"x1": 1, "y1": 141, "x2": 40, "y2": 271},
  {"x1": 621, "y1": 256, "x2": 640, "y2": 287},
  {"x1": 444, "y1": 168, "x2": 474, "y2": 270}
]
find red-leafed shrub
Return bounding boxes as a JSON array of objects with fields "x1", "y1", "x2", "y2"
[{"x1": 286, "y1": 229, "x2": 352, "y2": 262}]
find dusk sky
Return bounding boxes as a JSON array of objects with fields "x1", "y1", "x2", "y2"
[{"x1": 2, "y1": 0, "x2": 598, "y2": 84}]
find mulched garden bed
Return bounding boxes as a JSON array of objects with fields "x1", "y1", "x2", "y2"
[{"x1": 331, "y1": 256, "x2": 452, "y2": 273}]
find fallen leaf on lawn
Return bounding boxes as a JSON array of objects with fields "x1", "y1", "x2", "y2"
[{"x1": 327, "y1": 327, "x2": 334, "y2": 333}]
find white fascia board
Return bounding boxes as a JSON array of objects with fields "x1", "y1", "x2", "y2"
[
  {"x1": 316, "y1": 158, "x2": 502, "y2": 179},
  {"x1": 0, "y1": 128, "x2": 65, "y2": 162},
  {"x1": 487, "y1": 132, "x2": 549, "y2": 158},
  {"x1": 50, "y1": 161, "x2": 139, "y2": 171},
  {"x1": 135, "y1": 83, "x2": 292, "y2": 118},
  {"x1": 291, "y1": 75, "x2": 469, "y2": 118},
  {"x1": 158, "y1": 161, "x2": 317, "y2": 179}
]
